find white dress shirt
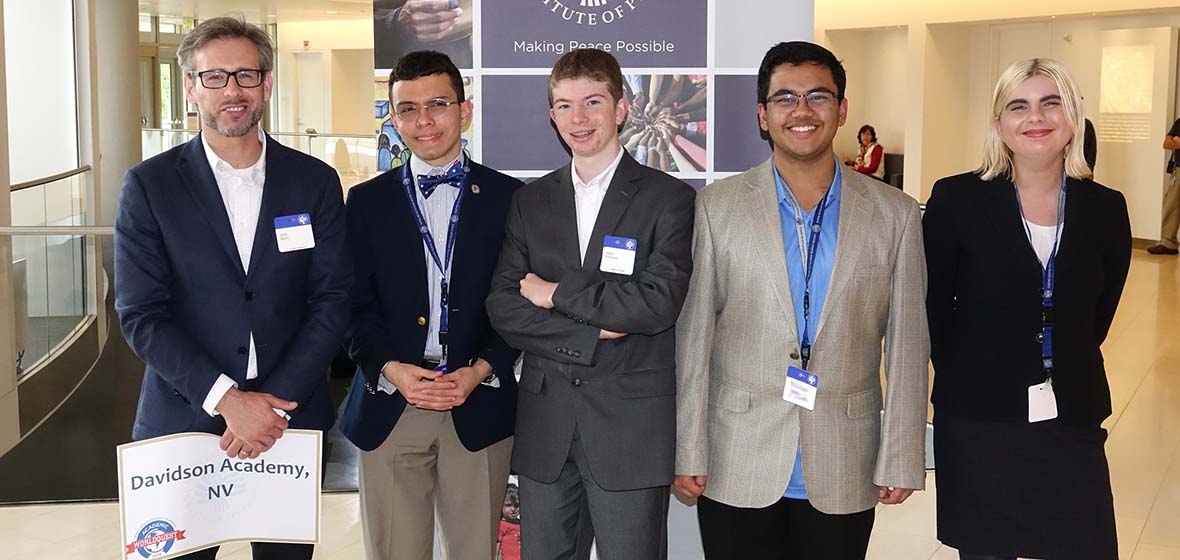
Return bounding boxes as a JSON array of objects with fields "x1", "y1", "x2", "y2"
[
  {"x1": 199, "y1": 130, "x2": 267, "y2": 416},
  {"x1": 572, "y1": 147, "x2": 625, "y2": 264},
  {"x1": 1023, "y1": 219, "x2": 1061, "y2": 267},
  {"x1": 377, "y1": 154, "x2": 463, "y2": 394}
]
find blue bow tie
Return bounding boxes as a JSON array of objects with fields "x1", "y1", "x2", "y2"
[{"x1": 417, "y1": 165, "x2": 467, "y2": 198}]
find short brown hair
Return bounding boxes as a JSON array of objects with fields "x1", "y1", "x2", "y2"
[
  {"x1": 178, "y1": 16, "x2": 274, "y2": 75},
  {"x1": 547, "y1": 48, "x2": 624, "y2": 106}
]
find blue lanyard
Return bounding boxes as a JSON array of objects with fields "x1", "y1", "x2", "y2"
[
  {"x1": 401, "y1": 158, "x2": 469, "y2": 359},
  {"x1": 790, "y1": 191, "x2": 829, "y2": 370},
  {"x1": 1013, "y1": 173, "x2": 1067, "y2": 380}
]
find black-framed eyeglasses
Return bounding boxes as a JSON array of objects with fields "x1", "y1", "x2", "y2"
[
  {"x1": 767, "y1": 91, "x2": 838, "y2": 110},
  {"x1": 190, "y1": 69, "x2": 265, "y2": 89},
  {"x1": 394, "y1": 99, "x2": 461, "y2": 122}
]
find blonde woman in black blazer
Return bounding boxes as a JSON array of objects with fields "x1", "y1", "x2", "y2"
[{"x1": 923, "y1": 59, "x2": 1131, "y2": 560}]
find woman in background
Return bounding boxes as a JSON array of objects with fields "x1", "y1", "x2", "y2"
[
  {"x1": 923, "y1": 58, "x2": 1130, "y2": 560},
  {"x1": 843, "y1": 124, "x2": 884, "y2": 179}
]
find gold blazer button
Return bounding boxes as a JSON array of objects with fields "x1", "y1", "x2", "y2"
[{"x1": 417, "y1": 316, "x2": 427, "y2": 326}]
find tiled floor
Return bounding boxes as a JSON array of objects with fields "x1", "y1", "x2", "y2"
[{"x1": 1, "y1": 250, "x2": 1178, "y2": 559}]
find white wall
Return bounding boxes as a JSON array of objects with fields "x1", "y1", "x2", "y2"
[
  {"x1": 273, "y1": 18, "x2": 373, "y2": 135},
  {"x1": 331, "y1": 49, "x2": 377, "y2": 136},
  {"x1": 828, "y1": 28, "x2": 909, "y2": 161}
]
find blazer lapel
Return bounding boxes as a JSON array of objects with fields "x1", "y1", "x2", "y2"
[
  {"x1": 986, "y1": 178, "x2": 1042, "y2": 271},
  {"x1": 547, "y1": 165, "x2": 584, "y2": 270},
  {"x1": 247, "y1": 135, "x2": 291, "y2": 280},
  {"x1": 743, "y1": 159, "x2": 798, "y2": 333},
  {"x1": 815, "y1": 169, "x2": 872, "y2": 337},
  {"x1": 450, "y1": 163, "x2": 484, "y2": 293},
  {"x1": 176, "y1": 134, "x2": 246, "y2": 277},
  {"x1": 581, "y1": 154, "x2": 641, "y2": 272}
]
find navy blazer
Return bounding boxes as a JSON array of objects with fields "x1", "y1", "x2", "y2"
[
  {"x1": 339, "y1": 161, "x2": 522, "y2": 452},
  {"x1": 115, "y1": 134, "x2": 352, "y2": 440},
  {"x1": 924, "y1": 172, "x2": 1131, "y2": 426}
]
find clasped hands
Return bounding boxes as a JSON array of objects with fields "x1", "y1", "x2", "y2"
[
  {"x1": 382, "y1": 359, "x2": 490, "y2": 412},
  {"x1": 672, "y1": 474, "x2": 915, "y2": 505},
  {"x1": 519, "y1": 273, "x2": 625, "y2": 340},
  {"x1": 216, "y1": 386, "x2": 296, "y2": 460}
]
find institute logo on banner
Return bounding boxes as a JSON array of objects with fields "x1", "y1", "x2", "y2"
[
  {"x1": 543, "y1": 0, "x2": 644, "y2": 25},
  {"x1": 125, "y1": 519, "x2": 187, "y2": 559}
]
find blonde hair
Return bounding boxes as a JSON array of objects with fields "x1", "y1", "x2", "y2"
[{"x1": 979, "y1": 58, "x2": 1090, "y2": 181}]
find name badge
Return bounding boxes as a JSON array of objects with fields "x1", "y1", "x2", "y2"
[
  {"x1": 1028, "y1": 379, "x2": 1058, "y2": 423},
  {"x1": 274, "y1": 213, "x2": 315, "y2": 253},
  {"x1": 600, "y1": 235, "x2": 637, "y2": 275},
  {"x1": 783, "y1": 366, "x2": 818, "y2": 411}
]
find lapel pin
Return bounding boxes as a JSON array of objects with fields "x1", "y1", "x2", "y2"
[{"x1": 471, "y1": 184, "x2": 480, "y2": 194}]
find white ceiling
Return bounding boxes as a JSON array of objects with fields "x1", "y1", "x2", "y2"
[{"x1": 137, "y1": 0, "x2": 372, "y2": 22}]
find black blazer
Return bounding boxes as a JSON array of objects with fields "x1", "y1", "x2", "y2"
[
  {"x1": 115, "y1": 134, "x2": 352, "y2": 439},
  {"x1": 923, "y1": 172, "x2": 1131, "y2": 426},
  {"x1": 339, "y1": 161, "x2": 522, "y2": 452},
  {"x1": 485, "y1": 153, "x2": 695, "y2": 491}
]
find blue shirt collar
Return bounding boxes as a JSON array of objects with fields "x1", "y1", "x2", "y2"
[{"x1": 773, "y1": 155, "x2": 843, "y2": 213}]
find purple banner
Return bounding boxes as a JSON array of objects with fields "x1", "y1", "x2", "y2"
[
  {"x1": 482, "y1": 0, "x2": 707, "y2": 68},
  {"x1": 713, "y1": 74, "x2": 771, "y2": 173}
]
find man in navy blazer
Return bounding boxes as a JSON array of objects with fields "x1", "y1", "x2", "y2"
[
  {"x1": 114, "y1": 17, "x2": 349, "y2": 560},
  {"x1": 339, "y1": 51, "x2": 521, "y2": 560}
]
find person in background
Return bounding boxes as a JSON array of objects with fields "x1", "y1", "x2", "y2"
[
  {"x1": 924, "y1": 58, "x2": 1131, "y2": 560},
  {"x1": 843, "y1": 124, "x2": 884, "y2": 180},
  {"x1": 1148, "y1": 115, "x2": 1180, "y2": 254}
]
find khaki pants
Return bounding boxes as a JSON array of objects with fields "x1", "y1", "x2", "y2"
[
  {"x1": 358, "y1": 406, "x2": 513, "y2": 560},
  {"x1": 1161, "y1": 170, "x2": 1180, "y2": 248}
]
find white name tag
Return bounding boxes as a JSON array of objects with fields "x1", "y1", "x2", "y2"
[
  {"x1": 600, "y1": 235, "x2": 637, "y2": 275},
  {"x1": 1028, "y1": 379, "x2": 1058, "y2": 423},
  {"x1": 783, "y1": 366, "x2": 818, "y2": 411},
  {"x1": 274, "y1": 213, "x2": 315, "y2": 253}
]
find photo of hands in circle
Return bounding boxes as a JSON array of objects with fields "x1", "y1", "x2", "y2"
[
  {"x1": 375, "y1": 0, "x2": 473, "y2": 68},
  {"x1": 621, "y1": 74, "x2": 708, "y2": 173}
]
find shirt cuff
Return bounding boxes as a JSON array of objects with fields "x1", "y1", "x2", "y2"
[
  {"x1": 377, "y1": 372, "x2": 398, "y2": 395},
  {"x1": 203, "y1": 374, "x2": 238, "y2": 417}
]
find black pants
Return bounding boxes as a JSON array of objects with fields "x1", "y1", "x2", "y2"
[
  {"x1": 176, "y1": 543, "x2": 313, "y2": 560},
  {"x1": 697, "y1": 495, "x2": 874, "y2": 560},
  {"x1": 959, "y1": 555, "x2": 1015, "y2": 560}
]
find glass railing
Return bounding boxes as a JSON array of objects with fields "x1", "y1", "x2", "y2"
[
  {"x1": 6, "y1": 167, "x2": 96, "y2": 377},
  {"x1": 142, "y1": 129, "x2": 382, "y2": 191}
]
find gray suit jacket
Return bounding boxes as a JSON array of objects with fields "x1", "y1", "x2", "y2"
[
  {"x1": 487, "y1": 153, "x2": 696, "y2": 491},
  {"x1": 675, "y1": 159, "x2": 929, "y2": 514}
]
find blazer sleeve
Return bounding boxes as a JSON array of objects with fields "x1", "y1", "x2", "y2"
[
  {"x1": 674, "y1": 193, "x2": 719, "y2": 476},
  {"x1": 257, "y1": 168, "x2": 352, "y2": 403},
  {"x1": 922, "y1": 180, "x2": 958, "y2": 374},
  {"x1": 342, "y1": 187, "x2": 396, "y2": 387},
  {"x1": 486, "y1": 191, "x2": 602, "y2": 366},
  {"x1": 549, "y1": 184, "x2": 695, "y2": 335},
  {"x1": 1095, "y1": 191, "x2": 1132, "y2": 343},
  {"x1": 114, "y1": 168, "x2": 224, "y2": 410},
  {"x1": 874, "y1": 200, "x2": 930, "y2": 491}
]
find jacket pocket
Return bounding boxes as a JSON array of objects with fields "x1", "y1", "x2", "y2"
[
  {"x1": 708, "y1": 380, "x2": 751, "y2": 413},
  {"x1": 846, "y1": 388, "x2": 882, "y2": 418},
  {"x1": 617, "y1": 369, "x2": 676, "y2": 399}
]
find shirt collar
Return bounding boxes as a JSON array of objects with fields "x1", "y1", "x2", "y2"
[
  {"x1": 571, "y1": 146, "x2": 625, "y2": 192},
  {"x1": 202, "y1": 128, "x2": 266, "y2": 180},
  {"x1": 409, "y1": 152, "x2": 463, "y2": 179},
  {"x1": 773, "y1": 154, "x2": 843, "y2": 213}
]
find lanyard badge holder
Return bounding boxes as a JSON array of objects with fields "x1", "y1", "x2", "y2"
[
  {"x1": 1015, "y1": 175, "x2": 1066, "y2": 423},
  {"x1": 401, "y1": 157, "x2": 470, "y2": 372},
  {"x1": 783, "y1": 189, "x2": 829, "y2": 411}
]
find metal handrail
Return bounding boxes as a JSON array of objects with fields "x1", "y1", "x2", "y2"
[
  {"x1": 0, "y1": 226, "x2": 113, "y2": 235},
  {"x1": 141, "y1": 128, "x2": 376, "y2": 140},
  {"x1": 9, "y1": 165, "x2": 92, "y2": 192}
]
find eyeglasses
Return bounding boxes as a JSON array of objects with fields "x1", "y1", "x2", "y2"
[
  {"x1": 190, "y1": 69, "x2": 265, "y2": 89},
  {"x1": 766, "y1": 91, "x2": 838, "y2": 110},
  {"x1": 394, "y1": 99, "x2": 461, "y2": 122}
]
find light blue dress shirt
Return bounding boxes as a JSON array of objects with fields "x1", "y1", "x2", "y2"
[{"x1": 774, "y1": 157, "x2": 843, "y2": 500}]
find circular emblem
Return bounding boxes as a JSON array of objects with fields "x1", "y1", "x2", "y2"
[{"x1": 126, "y1": 519, "x2": 186, "y2": 559}]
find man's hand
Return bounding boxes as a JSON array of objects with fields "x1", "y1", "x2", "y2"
[
  {"x1": 418, "y1": 359, "x2": 491, "y2": 407},
  {"x1": 878, "y1": 486, "x2": 915, "y2": 505},
  {"x1": 599, "y1": 330, "x2": 627, "y2": 340},
  {"x1": 382, "y1": 361, "x2": 458, "y2": 411},
  {"x1": 520, "y1": 273, "x2": 557, "y2": 309},
  {"x1": 396, "y1": 0, "x2": 462, "y2": 42},
  {"x1": 673, "y1": 475, "x2": 708, "y2": 498},
  {"x1": 216, "y1": 387, "x2": 295, "y2": 457},
  {"x1": 220, "y1": 432, "x2": 263, "y2": 460}
]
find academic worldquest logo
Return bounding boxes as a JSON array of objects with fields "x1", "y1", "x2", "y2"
[{"x1": 125, "y1": 518, "x2": 187, "y2": 558}]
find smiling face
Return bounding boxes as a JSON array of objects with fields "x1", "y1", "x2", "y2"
[
  {"x1": 183, "y1": 37, "x2": 272, "y2": 140},
  {"x1": 549, "y1": 77, "x2": 627, "y2": 163},
  {"x1": 389, "y1": 73, "x2": 471, "y2": 168},
  {"x1": 757, "y1": 62, "x2": 848, "y2": 165},
  {"x1": 996, "y1": 75, "x2": 1073, "y2": 163}
]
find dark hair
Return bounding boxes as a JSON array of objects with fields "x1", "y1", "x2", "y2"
[
  {"x1": 504, "y1": 483, "x2": 519, "y2": 505},
  {"x1": 548, "y1": 48, "x2": 624, "y2": 106},
  {"x1": 388, "y1": 50, "x2": 465, "y2": 102},
  {"x1": 858, "y1": 124, "x2": 877, "y2": 142},
  {"x1": 178, "y1": 16, "x2": 274, "y2": 74},
  {"x1": 756, "y1": 41, "x2": 847, "y2": 104}
]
